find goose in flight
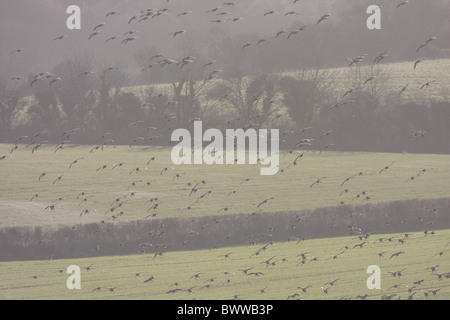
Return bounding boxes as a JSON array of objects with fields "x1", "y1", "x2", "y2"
[
  {"x1": 121, "y1": 37, "x2": 138, "y2": 44},
  {"x1": 321, "y1": 287, "x2": 331, "y2": 295},
  {"x1": 263, "y1": 11, "x2": 279, "y2": 16},
  {"x1": 123, "y1": 30, "x2": 138, "y2": 36},
  {"x1": 219, "y1": 252, "x2": 233, "y2": 259},
  {"x1": 52, "y1": 176, "x2": 63, "y2": 184},
  {"x1": 425, "y1": 264, "x2": 439, "y2": 273},
  {"x1": 353, "y1": 242, "x2": 366, "y2": 249},
  {"x1": 419, "y1": 80, "x2": 435, "y2": 90},
  {"x1": 424, "y1": 289, "x2": 440, "y2": 297},
  {"x1": 10, "y1": 48, "x2": 24, "y2": 54},
  {"x1": 416, "y1": 42, "x2": 429, "y2": 53},
  {"x1": 49, "y1": 77, "x2": 61, "y2": 87},
  {"x1": 398, "y1": 84, "x2": 408, "y2": 96},
  {"x1": 93, "y1": 23, "x2": 106, "y2": 31},
  {"x1": 389, "y1": 251, "x2": 405, "y2": 259},
  {"x1": 257, "y1": 198, "x2": 275, "y2": 208},
  {"x1": 414, "y1": 58, "x2": 425, "y2": 69},
  {"x1": 388, "y1": 268, "x2": 406, "y2": 277},
  {"x1": 177, "y1": 11, "x2": 193, "y2": 17},
  {"x1": 88, "y1": 30, "x2": 100, "y2": 40},
  {"x1": 310, "y1": 177, "x2": 327, "y2": 188},
  {"x1": 324, "y1": 278, "x2": 340, "y2": 287},
  {"x1": 317, "y1": 14, "x2": 331, "y2": 24},
  {"x1": 202, "y1": 61, "x2": 216, "y2": 69},
  {"x1": 297, "y1": 286, "x2": 312, "y2": 293},
  {"x1": 363, "y1": 76, "x2": 377, "y2": 86},
  {"x1": 38, "y1": 172, "x2": 46, "y2": 181},
  {"x1": 170, "y1": 30, "x2": 187, "y2": 38},
  {"x1": 239, "y1": 178, "x2": 251, "y2": 184},
  {"x1": 104, "y1": 35, "x2": 116, "y2": 43},
  {"x1": 69, "y1": 157, "x2": 84, "y2": 169},
  {"x1": 106, "y1": 11, "x2": 120, "y2": 17},
  {"x1": 348, "y1": 55, "x2": 367, "y2": 66},
  {"x1": 373, "y1": 51, "x2": 388, "y2": 64},
  {"x1": 287, "y1": 30, "x2": 299, "y2": 39},
  {"x1": 329, "y1": 251, "x2": 345, "y2": 260},
  {"x1": 242, "y1": 42, "x2": 255, "y2": 50},
  {"x1": 78, "y1": 71, "x2": 93, "y2": 77},
  {"x1": 239, "y1": 268, "x2": 254, "y2": 275},
  {"x1": 80, "y1": 209, "x2": 89, "y2": 217},
  {"x1": 425, "y1": 36, "x2": 437, "y2": 45},
  {"x1": 207, "y1": 6, "x2": 222, "y2": 13},
  {"x1": 276, "y1": 30, "x2": 287, "y2": 38},
  {"x1": 31, "y1": 142, "x2": 48, "y2": 154},
  {"x1": 52, "y1": 35, "x2": 68, "y2": 41},
  {"x1": 340, "y1": 175, "x2": 355, "y2": 187},
  {"x1": 378, "y1": 161, "x2": 395, "y2": 174},
  {"x1": 216, "y1": 11, "x2": 231, "y2": 16}
]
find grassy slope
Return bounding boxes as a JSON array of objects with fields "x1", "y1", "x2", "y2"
[
  {"x1": 1, "y1": 229, "x2": 449, "y2": 300},
  {"x1": 314, "y1": 59, "x2": 450, "y2": 103},
  {"x1": 1, "y1": 144, "x2": 450, "y2": 228},
  {"x1": 124, "y1": 59, "x2": 450, "y2": 104}
]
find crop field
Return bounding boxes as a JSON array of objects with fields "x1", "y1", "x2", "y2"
[
  {"x1": 314, "y1": 58, "x2": 450, "y2": 103},
  {"x1": 123, "y1": 58, "x2": 450, "y2": 108},
  {"x1": 1, "y1": 143, "x2": 450, "y2": 228},
  {"x1": 2, "y1": 0, "x2": 450, "y2": 303},
  {"x1": 1, "y1": 228, "x2": 449, "y2": 300}
]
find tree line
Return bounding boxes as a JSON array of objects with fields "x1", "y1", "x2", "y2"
[{"x1": 1, "y1": 58, "x2": 449, "y2": 155}]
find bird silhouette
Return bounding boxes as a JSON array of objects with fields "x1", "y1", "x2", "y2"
[
  {"x1": 414, "y1": 58, "x2": 425, "y2": 69},
  {"x1": 389, "y1": 251, "x2": 405, "y2": 259},
  {"x1": 52, "y1": 35, "x2": 68, "y2": 41},
  {"x1": 316, "y1": 14, "x2": 331, "y2": 24},
  {"x1": 397, "y1": 1, "x2": 409, "y2": 8},
  {"x1": 257, "y1": 198, "x2": 274, "y2": 208},
  {"x1": 378, "y1": 161, "x2": 395, "y2": 174}
]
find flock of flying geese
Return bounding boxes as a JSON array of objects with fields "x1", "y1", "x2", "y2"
[
  {"x1": 2, "y1": 0, "x2": 449, "y2": 300},
  {"x1": 34, "y1": 227, "x2": 449, "y2": 300}
]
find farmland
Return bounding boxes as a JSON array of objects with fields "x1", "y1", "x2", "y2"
[
  {"x1": 1, "y1": 0, "x2": 450, "y2": 303},
  {"x1": 1, "y1": 229, "x2": 449, "y2": 300},
  {"x1": 1, "y1": 144, "x2": 450, "y2": 228}
]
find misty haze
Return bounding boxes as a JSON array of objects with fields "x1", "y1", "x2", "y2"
[{"x1": 0, "y1": 0, "x2": 450, "y2": 302}]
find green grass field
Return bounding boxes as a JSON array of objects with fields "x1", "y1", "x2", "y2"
[
  {"x1": 1, "y1": 139, "x2": 450, "y2": 300},
  {"x1": 1, "y1": 144, "x2": 450, "y2": 228},
  {"x1": 1, "y1": 229, "x2": 449, "y2": 300}
]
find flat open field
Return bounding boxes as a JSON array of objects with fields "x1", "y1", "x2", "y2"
[
  {"x1": 1, "y1": 144, "x2": 450, "y2": 228},
  {"x1": 1, "y1": 229, "x2": 449, "y2": 300}
]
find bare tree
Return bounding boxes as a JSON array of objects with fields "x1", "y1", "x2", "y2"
[
  {"x1": 213, "y1": 74, "x2": 278, "y2": 127},
  {"x1": 0, "y1": 81, "x2": 20, "y2": 139},
  {"x1": 280, "y1": 68, "x2": 335, "y2": 130},
  {"x1": 169, "y1": 69, "x2": 217, "y2": 128},
  {"x1": 52, "y1": 54, "x2": 96, "y2": 133}
]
